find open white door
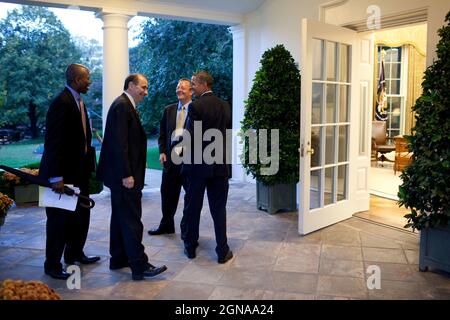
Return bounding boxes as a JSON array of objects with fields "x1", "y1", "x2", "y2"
[{"x1": 299, "y1": 19, "x2": 373, "y2": 235}]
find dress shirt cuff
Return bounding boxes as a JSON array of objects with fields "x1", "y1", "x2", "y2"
[{"x1": 49, "y1": 177, "x2": 63, "y2": 183}]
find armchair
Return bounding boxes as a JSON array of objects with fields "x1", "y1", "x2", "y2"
[
  {"x1": 393, "y1": 135, "x2": 412, "y2": 174},
  {"x1": 371, "y1": 121, "x2": 395, "y2": 165}
]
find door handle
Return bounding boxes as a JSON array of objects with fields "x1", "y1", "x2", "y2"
[{"x1": 300, "y1": 144, "x2": 314, "y2": 157}]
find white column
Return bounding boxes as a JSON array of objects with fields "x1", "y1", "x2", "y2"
[
  {"x1": 96, "y1": 11, "x2": 135, "y2": 131},
  {"x1": 229, "y1": 24, "x2": 249, "y2": 182}
]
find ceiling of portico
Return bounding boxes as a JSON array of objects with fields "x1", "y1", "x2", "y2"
[
  {"x1": 5, "y1": 0, "x2": 266, "y2": 24},
  {"x1": 139, "y1": 0, "x2": 266, "y2": 14}
]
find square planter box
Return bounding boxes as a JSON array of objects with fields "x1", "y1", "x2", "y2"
[
  {"x1": 419, "y1": 225, "x2": 450, "y2": 273},
  {"x1": 14, "y1": 184, "x2": 39, "y2": 204},
  {"x1": 256, "y1": 181, "x2": 297, "y2": 214}
]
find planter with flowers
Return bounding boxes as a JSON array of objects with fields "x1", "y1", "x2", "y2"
[
  {"x1": 2, "y1": 168, "x2": 40, "y2": 205},
  {"x1": 0, "y1": 192, "x2": 14, "y2": 228}
]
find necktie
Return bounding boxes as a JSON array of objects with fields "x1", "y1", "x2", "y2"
[
  {"x1": 176, "y1": 106, "x2": 186, "y2": 130},
  {"x1": 174, "y1": 106, "x2": 186, "y2": 155},
  {"x1": 79, "y1": 98, "x2": 88, "y2": 153}
]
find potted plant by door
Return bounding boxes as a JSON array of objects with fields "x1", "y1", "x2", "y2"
[
  {"x1": 398, "y1": 12, "x2": 450, "y2": 273},
  {"x1": 241, "y1": 44, "x2": 300, "y2": 214}
]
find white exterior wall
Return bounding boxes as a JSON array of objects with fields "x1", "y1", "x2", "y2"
[
  {"x1": 231, "y1": 0, "x2": 449, "y2": 181},
  {"x1": 231, "y1": 0, "x2": 328, "y2": 181},
  {"x1": 244, "y1": 0, "x2": 449, "y2": 87},
  {"x1": 323, "y1": 0, "x2": 449, "y2": 66}
]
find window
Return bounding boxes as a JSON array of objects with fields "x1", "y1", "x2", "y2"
[{"x1": 376, "y1": 45, "x2": 406, "y2": 139}]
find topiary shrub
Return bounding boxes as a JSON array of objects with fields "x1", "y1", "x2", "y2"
[
  {"x1": 241, "y1": 44, "x2": 300, "y2": 185},
  {"x1": 398, "y1": 12, "x2": 450, "y2": 230}
]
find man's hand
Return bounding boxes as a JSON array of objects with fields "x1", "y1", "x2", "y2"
[
  {"x1": 51, "y1": 180, "x2": 65, "y2": 194},
  {"x1": 122, "y1": 176, "x2": 135, "y2": 189},
  {"x1": 160, "y1": 153, "x2": 167, "y2": 166}
]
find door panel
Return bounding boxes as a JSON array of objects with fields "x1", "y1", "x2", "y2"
[{"x1": 299, "y1": 19, "x2": 371, "y2": 235}]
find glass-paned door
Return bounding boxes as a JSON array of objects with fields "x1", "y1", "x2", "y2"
[
  {"x1": 299, "y1": 19, "x2": 371, "y2": 235},
  {"x1": 310, "y1": 39, "x2": 350, "y2": 210}
]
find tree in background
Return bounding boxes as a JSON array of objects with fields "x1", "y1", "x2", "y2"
[
  {"x1": 130, "y1": 18, "x2": 232, "y2": 135},
  {"x1": 0, "y1": 5, "x2": 81, "y2": 138},
  {"x1": 73, "y1": 36, "x2": 103, "y2": 131}
]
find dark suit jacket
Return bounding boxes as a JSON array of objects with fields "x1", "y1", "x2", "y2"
[
  {"x1": 97, "y1": 93, "x2": 147, "y2": 190},
  {"x1": 182, "y1": 92, "x2": 231, "y2": 178},
  {"x1": 39, "y1": 87, "x2": 95, "y2": 185},
  {"x1": 158, "y1": 103, "x2": 178, "y2": 171}
]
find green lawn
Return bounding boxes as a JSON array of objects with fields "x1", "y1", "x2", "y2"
[
  {"x1": 0, "y1": 139, "x2": 162, "y2": 170},
  {"x1": 147, "y1": 146, "x2": 163, "y2": 170},
  {"x1": 0, "y1": 139, "x2": 43, "y2": 168}
]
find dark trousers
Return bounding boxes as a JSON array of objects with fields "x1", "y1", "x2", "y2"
[
  {"x1": 110, "y1": 188, "x2": 149, "y2": 275},
  {"x1": 44, "y1": 181, "x2": 90, "y2": 272},
  {"x1": 182, "y1": 175, "x2": 229, "y2": 257},
  {"x1": 159, "y1": 165, "x2": 185, "y2": 232}
]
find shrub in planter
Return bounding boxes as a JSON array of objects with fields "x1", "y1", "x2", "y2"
[
  {"x1": 241, "y1": 44, "x2": 300, "y2": 213},
  {"x1": 241, "y1": 44, "x2": 300, "y2": 185},
  {"x1": 398, "y1": 12, "x2": 450, "y2": 273},
  {"x1": 398, "y1": 12, "x2": 450, "y2": 231}
]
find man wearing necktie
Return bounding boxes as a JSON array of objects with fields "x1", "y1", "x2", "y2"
[
  {"x1": 39, "y1": 64, "x2": 99, "y2": 280},
  {"x1": 97, "y1": 74, "x2": 167, "y2": 280},
  {"x1": 148, "y1": 78, "x2": 192, "y2": 236}
]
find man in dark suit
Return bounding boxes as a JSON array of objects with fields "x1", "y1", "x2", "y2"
[
  {"x1": 182, "y1": 71, "x2": 233, "y2": 263},
  {"x1": 39, "y1": 64, "x2": 100, "y2": 280},
  {"x1": 148, "y1": 78, "x2": 192, "y2": 236},
  {"x1": 97, "y1": 74, "x2": 167, "y2": 281}
]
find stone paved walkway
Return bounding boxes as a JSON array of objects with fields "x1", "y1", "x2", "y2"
[{"x1": 1, "y1": 170, "x2": 449, "y2": 300}]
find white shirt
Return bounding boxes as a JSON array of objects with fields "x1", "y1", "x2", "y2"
[{"x1": 124, "y1": 91, "x2": 136, "y2": 109}]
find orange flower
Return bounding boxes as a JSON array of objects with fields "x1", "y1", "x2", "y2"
[
  {"x1": 2, "y1": 168, "x2": 39, "y2": 186},
  {"x1": 0, "y1": 279, "x2": 60, "y2": 300},
  {"x1": 0, "y1": 192, "x2": 14, "y2": 218}
]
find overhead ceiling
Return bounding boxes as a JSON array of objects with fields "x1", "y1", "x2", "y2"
[
  {"x1": 139, "y1": 0, "x2": 266, "y2": 15},
  {"x1": 4, "y1": 0, "x2": 267, "y2": 24}
]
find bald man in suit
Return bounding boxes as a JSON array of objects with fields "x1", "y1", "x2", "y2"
[
  {"x1": 39, "y1": 63, "x2": 100, "y2": 280},
  {"x1": 97, "y1": 74, "x2": 167, "y2": 281}
]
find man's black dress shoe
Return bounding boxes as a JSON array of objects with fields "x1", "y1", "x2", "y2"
[
  {"x1": 184, "y1": 248, "x2": 196, "y2": 259},
  {"x1": 148, "y1": 227, "x2": 175, "y2": 235},
  {"x1": 218, "y1": 250, "x2": 233, "y2": 264},
  {"x1": 45, "y1": 270, "x2": 70, "y2": 280},
  {"x1": 132, "y1": 264, "x2": 167, "y2": 280},
  {"x1": 65, "y1": 255, "x2": 101, "y2": 265}
]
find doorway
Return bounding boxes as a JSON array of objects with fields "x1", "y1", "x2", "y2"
[{"x1": 364, "y1": 23, "x2": 427, "y2": 230}]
